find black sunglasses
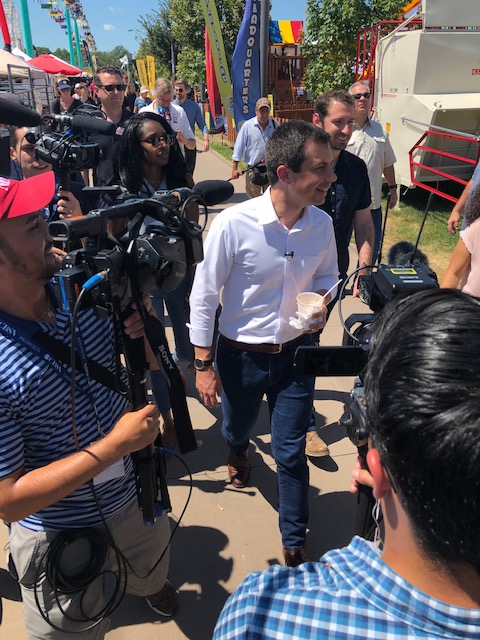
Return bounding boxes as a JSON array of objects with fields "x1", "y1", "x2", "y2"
[
  {"x1": 175, "y1": 88, "x2": 184, "y2": 93},
  {"x1": 352, "y1": 92, "x2": 371, "y2": 100},
  {"x1": 98, "y1": 83, "x2": 126, "y2": 92},
  {"x1": 141, "y1": 134, "x2": 175, "y2": 147}
]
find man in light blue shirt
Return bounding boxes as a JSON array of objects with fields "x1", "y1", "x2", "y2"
[
  {"x1": 231, "y1": 97, "x2": 279, "y2": 199},
  {"x1": 173, "y1": 78, "x2": 209, "y2": 177}
]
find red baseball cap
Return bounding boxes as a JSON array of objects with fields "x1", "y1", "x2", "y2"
[{"x1": 0, "y1": 172, "x2": 55, "y2": 220}]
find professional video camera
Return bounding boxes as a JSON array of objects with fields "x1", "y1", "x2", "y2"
[
  {"x1": 29, "y1": 108, "x2": 116, "y2": 189},
  {"x1": 49, "y1": 179, "x2": 233, "y2": 524}
]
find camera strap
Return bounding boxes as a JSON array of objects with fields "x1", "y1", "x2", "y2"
[
  {"x1": 0, "y1": 313, "x2": 126, "y2": 399},
  {"x1": 143, "y1": 314, "x2": 197, "y2": 455}
]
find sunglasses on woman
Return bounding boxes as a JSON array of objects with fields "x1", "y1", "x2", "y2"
[{"x1": 141, "y1": 134, "x2": 175, "y2": 147}]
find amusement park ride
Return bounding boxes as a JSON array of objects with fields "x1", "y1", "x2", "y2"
[{"x1": 0, "y1": 0, "x2": 96, "y2": 71}]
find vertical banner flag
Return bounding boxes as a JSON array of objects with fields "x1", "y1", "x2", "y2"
[
  {"x1": 199, "y1": 0, "x2": 233, "y2": 118},
  {"x1": 146, "y1": 55, "x2": 156, "y2": 89},
  {"x1": 135, "y1": 59, "x2": 149, "y2": 89},
  {"x1": 231, "y1": 0, "x2": 261, "y2": 131},
  {"x1": 205, "y1": 29, "x2": 222, "y2": 129}
]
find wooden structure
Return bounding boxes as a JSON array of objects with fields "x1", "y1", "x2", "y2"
[{"x1": 268, "y1": 20, "x2": 308, "y2": 106}]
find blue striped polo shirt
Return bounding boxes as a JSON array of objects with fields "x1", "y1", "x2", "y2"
[{"x1": 0, "y1": 303, "x2": 136, "y2": 531}]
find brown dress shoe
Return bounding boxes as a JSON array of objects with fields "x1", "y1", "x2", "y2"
[
  {"x1": 227, "y1": 448, "x2": 250, "y2": 488},
  {"x1": 305, "y1": 431, "x2": 330, "y2": 457},
  {"x1": 284, "y1": 548, "x2": 308, "y2": 567}
]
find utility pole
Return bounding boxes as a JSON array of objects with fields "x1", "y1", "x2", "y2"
[{"x1": 259, "y1": 0, "x2": 269, "y2": 96}]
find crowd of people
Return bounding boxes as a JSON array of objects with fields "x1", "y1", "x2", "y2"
[{"x1": 1, "y1": 66, "x2": 480, "y2": 639}]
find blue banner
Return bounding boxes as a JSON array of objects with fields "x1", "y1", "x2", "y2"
[{"x1": 231, "y1": 0, "x2": 261, "y2": 131}]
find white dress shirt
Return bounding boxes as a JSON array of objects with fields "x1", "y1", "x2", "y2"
[
  {"x1": 138, "y1": 101, "x2": 194, "y2": 153},
  {"x1": 189, "y1": 189, "x2": 339, "y2": 348}
]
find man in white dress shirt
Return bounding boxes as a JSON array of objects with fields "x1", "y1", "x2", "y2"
[
  {"x1": 139, "y1": 77, "x2": 196, "y2": 162},
  {"x1": 188, "y1": 120, "x2": 338, "y2": 567}
]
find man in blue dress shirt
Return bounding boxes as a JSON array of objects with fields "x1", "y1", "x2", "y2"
[{"x1": 173, "y1": 78, "x2": 209, "y2": 177}]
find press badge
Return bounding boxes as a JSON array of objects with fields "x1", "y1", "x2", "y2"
[{"x1": 93, "y1": 456, "x2": 125, "y2": 486}]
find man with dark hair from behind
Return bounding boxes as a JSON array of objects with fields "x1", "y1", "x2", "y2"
[{"x1": 213, "y1": 287, "x2": 480, "y2": 638}]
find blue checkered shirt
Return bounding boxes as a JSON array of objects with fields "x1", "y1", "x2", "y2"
[{"x1": 213, "y1": 536, "x2": 480, "y2": 639}]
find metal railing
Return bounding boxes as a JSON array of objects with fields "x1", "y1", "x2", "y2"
[{"x1": 409, "y1": 129, "x2": 480, "y2": 203}]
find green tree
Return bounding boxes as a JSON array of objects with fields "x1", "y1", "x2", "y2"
[
  {"x1": 136, "y1": 0, "x2": 245, "y2": 84},
  {"x1": 94, "y1": 45, "x2": 133, "y2": 69},
  {"x1": 304, "y1": 0, "x2": 405, "y2": 95},
  {"x1": 136, "y1": 0, "x2": 178, "y2": 78},
  {"x1": 52, "y1": 48, "x2": 70, "y2": 63},
  {"x1": 33, "y1": 46, "x2": 51, "y2": 56}
]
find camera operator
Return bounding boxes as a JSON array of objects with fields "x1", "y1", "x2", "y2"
[
  {"x1": 90, "y1": 65, "x2": 132, "y2": 186},
  {"x1": 0, "y1": 172, "x2": 178, "y2": 639},
  {"x1": 214, "y1": 288, "x2": 480, "y2": 639},
  {"x1": 8, "y1": 124, "x2": 95, "y2": 221}
]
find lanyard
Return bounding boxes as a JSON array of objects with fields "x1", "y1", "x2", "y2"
[
  {"x1": 0, "y1": 317, "x2": 91, "y2": 397},
  {"x1": 0, "y1": 314, "x2": 106, "y2": 436}
]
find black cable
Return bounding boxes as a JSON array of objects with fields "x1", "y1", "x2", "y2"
[
  {"x1": 338, "y1": 264, "x2": 375, "y2": 344},
  {"x1": 31, "y1": 285, "x2": 194, "y2": 633}
]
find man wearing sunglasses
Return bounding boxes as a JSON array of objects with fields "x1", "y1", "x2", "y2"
[
  {"x1": 173, "y1": 78, "x2": 209, "y2": 177},
  {"x1": 91, "y1": 65, "x2": 132, "y2": 186},
  {"x1": 347, "y1": 81, "x2": 398, "y2": 263},
  {"x1": 138, "y1": 78, "x2": 196, "y2": 164}
]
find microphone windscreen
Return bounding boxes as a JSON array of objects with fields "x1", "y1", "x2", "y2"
[
  {"x1": 0, "y1": 97, "x2": 41, "y2": 126},
  {"x1": 70, "y1": 114, "x2": 116, "y2": 135},
  {"x1": 192, "y1": 180, "x2": 234, "y2": 206}
]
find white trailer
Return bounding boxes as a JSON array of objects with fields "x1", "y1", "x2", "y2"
[{"x1": 360, "y1": 0, "x2": 480, "y2": 201}]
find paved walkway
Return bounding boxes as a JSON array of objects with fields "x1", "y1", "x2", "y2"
[{"x1": 0, "y1": 141, "x2": 369, "y2": 639}]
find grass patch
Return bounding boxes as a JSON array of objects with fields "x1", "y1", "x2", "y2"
[
  {"x1": 203, "y1": 133, "x2": 460, "y2": 281},
  {"x1": 207, "y1": 133, "x2": 247, "y2": 172},
  {"x1": 379, "y1": 185, "x2": 461, "y2": 281}
]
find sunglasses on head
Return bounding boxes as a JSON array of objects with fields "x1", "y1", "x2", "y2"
[
  {"x1": 98, "y1": 83, "x2": 127, "y2": 92},
  {"x1": 352, "y1": 92, "x2": 371, "y2": 100}
]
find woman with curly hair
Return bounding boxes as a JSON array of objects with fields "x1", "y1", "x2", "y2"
[{"x1": 441, "y1": 182, "x2": 480, "y2": 296}]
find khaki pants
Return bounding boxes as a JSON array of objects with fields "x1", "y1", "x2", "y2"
[
  {"x1": 245, "y1": 169, "x2": 268, "y2": 199},
  {"x1": 9, "y1": 498, "x2": 170, "y2": 639}
]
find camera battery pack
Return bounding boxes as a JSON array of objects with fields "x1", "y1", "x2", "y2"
[{"x1": 360, "y1": 264, "x2": 438, "y2": 312}]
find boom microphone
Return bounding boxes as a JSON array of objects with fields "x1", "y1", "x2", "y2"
[
  {"x1": 0, "y1": 97, "x2": 41, "y2": 126},
  {"x1": 192, "y1": 180, "x2": 234, "y2": 206}
]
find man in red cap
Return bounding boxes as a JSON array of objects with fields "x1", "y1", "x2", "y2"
[{"x1": 0, "y1": 173, "x2": 178, "y2": 638}]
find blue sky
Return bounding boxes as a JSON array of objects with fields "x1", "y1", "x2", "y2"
[{"x1": 12, "y1": 0, "x2": 305, "y2": 56}]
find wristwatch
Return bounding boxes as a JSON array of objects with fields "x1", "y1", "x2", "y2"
[
  {"x1": 194, "y1": 358, "x2": 213, "y2": 371},
  {"x1": 388, "y1": 184, "x2": 397, "y2": 189}
]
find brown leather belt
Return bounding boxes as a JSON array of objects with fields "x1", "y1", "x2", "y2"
[{"x1": 221, "y1": 335, "x2": 302, "y2": 355}]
